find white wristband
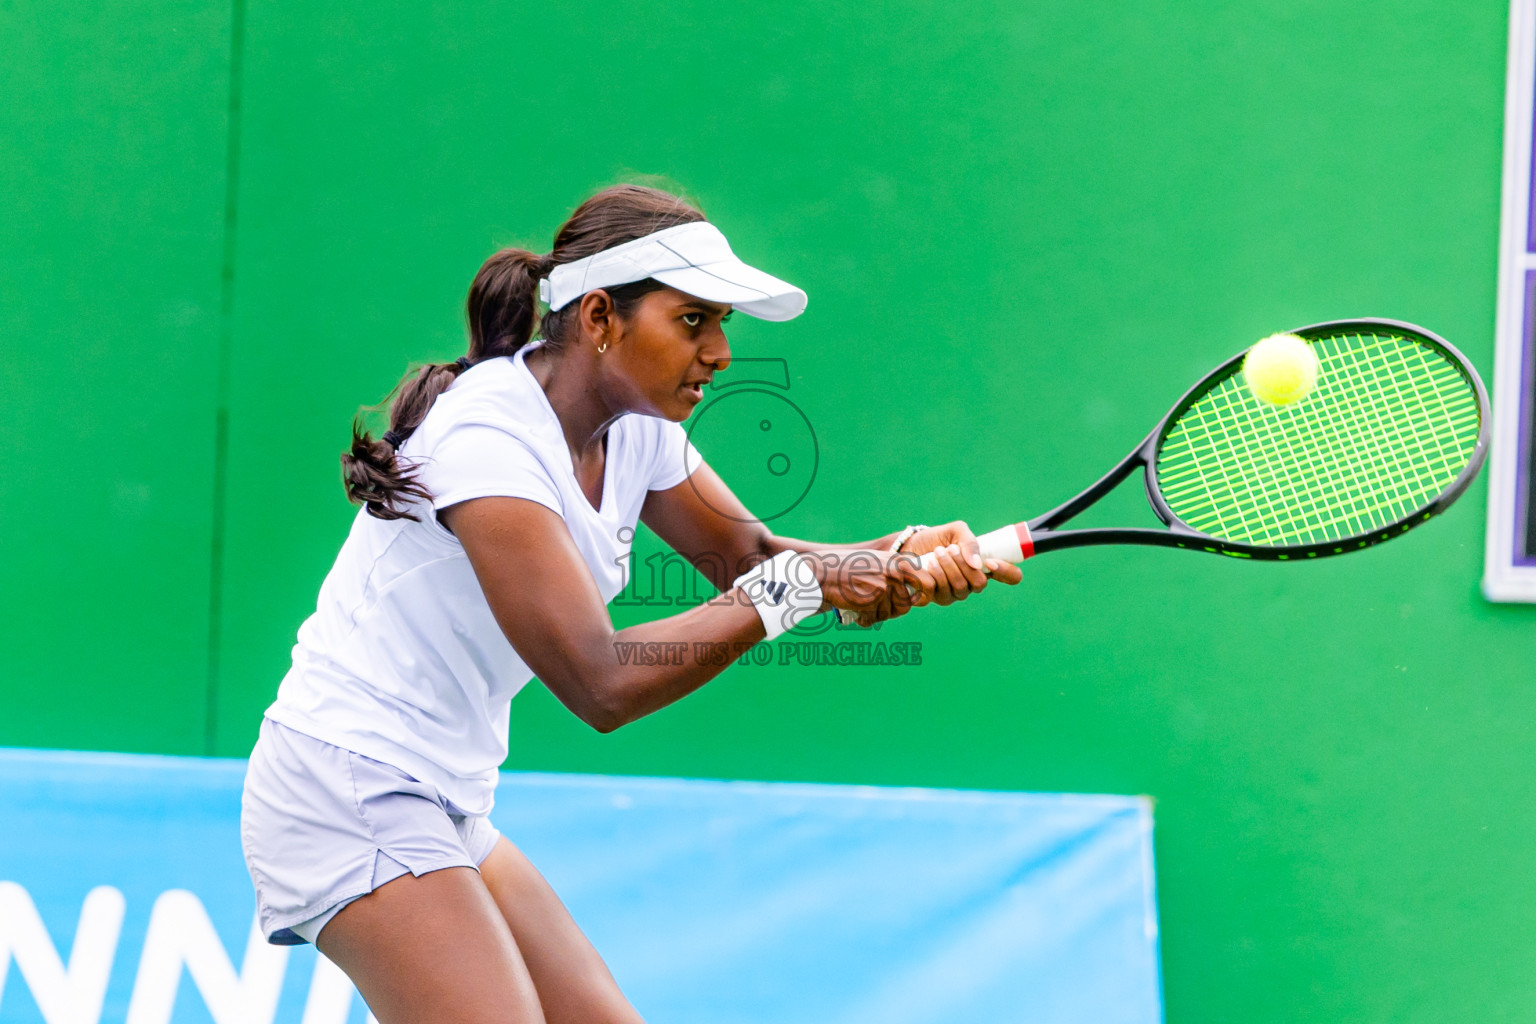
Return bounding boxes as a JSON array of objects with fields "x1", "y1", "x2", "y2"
[{"x1": 732, "y1": 550, "x2": 824, "y2": 640}]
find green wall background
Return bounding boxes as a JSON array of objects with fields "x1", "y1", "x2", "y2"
[{"x1": 5, "y1": 1, "x2": 1535, "y2": 1020}]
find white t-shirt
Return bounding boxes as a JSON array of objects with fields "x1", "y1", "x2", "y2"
[{"x1": 266, "y1": 344, "x2": 699, "y2": 815}]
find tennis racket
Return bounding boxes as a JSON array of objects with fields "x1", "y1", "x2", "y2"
[{"x1": 917, "y1": 318, "x2": 1488, "y2": 577}]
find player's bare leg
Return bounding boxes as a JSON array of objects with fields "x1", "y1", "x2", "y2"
[
  {"x1": 478, "y1": 837, "x2": 647, "y2": 1024},
  {"x1": 317, "y1": 866, "x2": 545, "y2": 1024}
]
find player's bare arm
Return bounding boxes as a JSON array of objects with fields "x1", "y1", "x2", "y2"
[
  {"x1": 641, "y1": 458, "x2": 1024, "y2": 614},
  {"x1": 444, "y1": 494, "x2": 898, "y2": 732}
]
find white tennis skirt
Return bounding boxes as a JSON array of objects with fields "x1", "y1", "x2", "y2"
[{"x1": 241, "y1": 718, "x2": 501, "y2": 945}]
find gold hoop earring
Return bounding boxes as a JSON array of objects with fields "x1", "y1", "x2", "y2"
[{"x1": 597, "y1": 342, "x2": 608, "y2": 354}]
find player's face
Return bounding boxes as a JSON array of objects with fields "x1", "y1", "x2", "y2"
[{"x1": 613, "y1": 287, "x2": 733, "y2": 421}]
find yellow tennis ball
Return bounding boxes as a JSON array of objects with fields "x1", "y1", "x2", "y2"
[{"x1": 1243, "y1": 333, "x2": 1319, "y2": 405}]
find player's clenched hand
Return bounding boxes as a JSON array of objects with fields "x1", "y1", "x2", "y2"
[
  {"x1": 848, "y1": 552, "x2": 917, "y2": 627},
  {"x1": 809, "y1": 548, "x2": 911, "y2": 624},
  {"x1": 898, "y1": 521, "x2": 1023, "y2": 607}
]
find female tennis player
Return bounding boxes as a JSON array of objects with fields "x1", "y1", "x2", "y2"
[{"x1": 240, "y1": 184, "x2": 1023, "y2": 1023}]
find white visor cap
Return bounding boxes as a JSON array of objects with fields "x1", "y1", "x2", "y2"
[{"x1": 537, "y1": 222, "x2": 807, "y2": 322}]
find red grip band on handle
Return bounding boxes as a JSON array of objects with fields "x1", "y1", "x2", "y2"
[{"x1": 1016, "y1": 523, "x2": 1035, "y2": 561}]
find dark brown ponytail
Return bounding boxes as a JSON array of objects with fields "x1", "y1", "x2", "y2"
[{"x1": 342, "y1": 184, "x2": 706, "y2": 520}]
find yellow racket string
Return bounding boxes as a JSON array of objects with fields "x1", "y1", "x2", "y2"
[{"x1": 1155, "y1": 330, "x2": 1480, "y2": 548}]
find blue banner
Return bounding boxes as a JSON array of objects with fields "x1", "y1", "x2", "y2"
[{"x1": 0, "y1": 748, "x2": 1161, "y2": 1023}]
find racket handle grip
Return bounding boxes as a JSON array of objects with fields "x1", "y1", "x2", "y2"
[
  {"x1": 908, "y1": 523, "x2": 1033, "y2": 572},
  {"x1": 975, "y1": 523, "x2": 1033, "y2": 564},
  {"x1": 835, "y1": 523, "x2": 1034, "y2": 627}
]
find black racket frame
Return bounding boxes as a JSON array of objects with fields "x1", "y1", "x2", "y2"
[{"x1": 1023, "y1": 318, "x2": 1490, "y2": 561}]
